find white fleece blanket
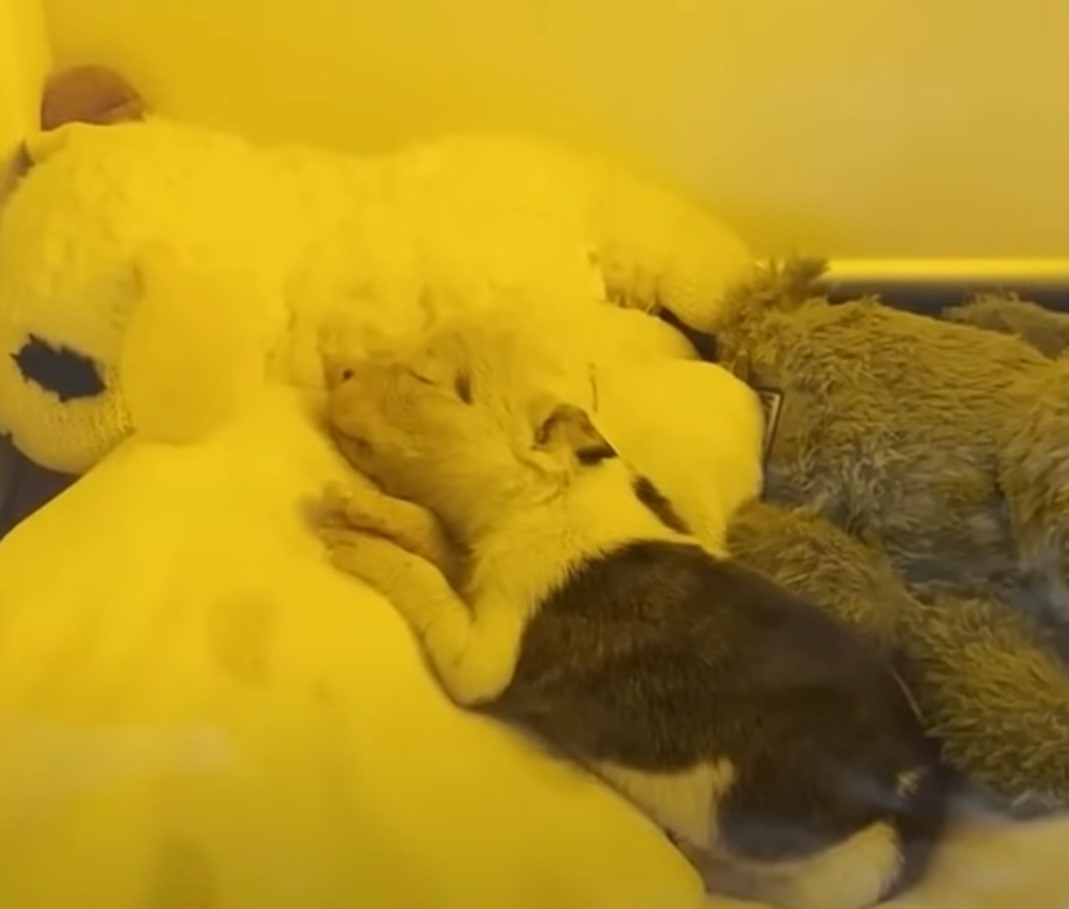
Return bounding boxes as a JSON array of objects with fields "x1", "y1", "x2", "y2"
[
  {"x1": 0, "y1": 382, "x2": 1065, "y2": 909},
  {"x1": 0, "y1": 381, "x2": 713, "y2": 909}
]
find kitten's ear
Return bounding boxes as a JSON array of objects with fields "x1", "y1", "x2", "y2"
[{"x1": 532, "y1": 399, "x2": 616, "y2": 466}]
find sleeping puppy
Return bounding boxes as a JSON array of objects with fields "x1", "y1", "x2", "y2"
[{"x1": 319, "y1": 315, "x2": 946, "y2": 909}]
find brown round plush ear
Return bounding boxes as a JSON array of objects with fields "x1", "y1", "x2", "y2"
[{"x1": 40, "y1": 65, "x2": 147, "y2": 131}]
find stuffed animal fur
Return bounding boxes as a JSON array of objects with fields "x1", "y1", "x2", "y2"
[
  {"x1": 0, "y1": 67, "x2": 752, "y2": 475},
  {"x1": 674, "y1": 262, "x2": 1069, "y2": 813},
  {"x1": 944, "y1": 294, "x2": 1069, "y2": 359}
]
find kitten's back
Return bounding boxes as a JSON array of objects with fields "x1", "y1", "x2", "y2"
[{"x1": 490, "y1": 539, "x2": 946, "y2": 906}]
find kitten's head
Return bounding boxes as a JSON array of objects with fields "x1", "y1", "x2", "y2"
[{"x1": 325, "y1": 314, "x2": 613, "y2": 540}]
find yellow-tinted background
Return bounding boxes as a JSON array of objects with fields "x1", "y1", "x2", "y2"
[
  {"x1": 9, "y1": 0, "x2": 1069, "y2": 258},
  {"x1": 0, "y1": 0, "x2": 49, "y2": 186}
]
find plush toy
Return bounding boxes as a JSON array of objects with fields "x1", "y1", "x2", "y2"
[
  {"x1": 944, "y1": 293, "x2": 1069, "y2": 359},
  {"x1": 667, "y1": 261, "x2": 1069, "y2": 812},
  {"x1": 39, "y1": 64, "x2": 147, "y2": 130},
  {"x1": 0, "y1": 66, "x2": 146, "y2": 534},
  {"x1": 0, "y1": 69, "x2": 751, "y2": 475}
]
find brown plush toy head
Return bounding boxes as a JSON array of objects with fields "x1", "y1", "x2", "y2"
[
  {"x1": 40, "y1": 65, "x2": 147, "y2": 131},
  {"x1": 8, "y1": 64, "x2": 147, "y2": 184}
]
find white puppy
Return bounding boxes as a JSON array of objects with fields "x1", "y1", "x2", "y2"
[{"x1": 320, "y1": 311, "x2": 946, "y2": 909}]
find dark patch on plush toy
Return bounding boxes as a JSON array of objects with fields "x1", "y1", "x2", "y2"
[{"x1": 12, "y1": 335, "x2": 106, "y2": 401}]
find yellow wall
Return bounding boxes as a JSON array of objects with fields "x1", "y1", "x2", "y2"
[
  {"x1": 0, "y1": 0, "x2": 50, "y2": 192},
  {"x1": 37, "y1": 0, "x2": 1069, "y2": 259}
]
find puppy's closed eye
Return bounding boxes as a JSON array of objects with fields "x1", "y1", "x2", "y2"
[{"x1": 454, "y1": 372, "x2": 473, "y2": 404}]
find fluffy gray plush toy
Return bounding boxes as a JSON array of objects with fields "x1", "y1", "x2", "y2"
[
  {"x1": 664, "y1": 261, "x2": 1069, "y2": 814},
  {"x1": 945, "y1": 294, "x2": 1069, "y2": 359}
]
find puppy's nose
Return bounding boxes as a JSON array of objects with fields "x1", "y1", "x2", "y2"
[{"x1": 324, "y1": 361, "x2": 357, "y2": 391}]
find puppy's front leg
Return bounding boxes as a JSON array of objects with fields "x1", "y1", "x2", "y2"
[
  {"x1": 325, "y1": 529, "x2": 521, "y2": 706},
  {"x1": 323, "y1": 481, "x2": 462, "y2": 585}
]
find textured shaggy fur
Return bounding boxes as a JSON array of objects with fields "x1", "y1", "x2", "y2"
[
  {"x1": 944, "y1": 295, "x2": 1069, "y2": 359},
  {"x1": 727, "y1": 502, "x2": 1069, "y2": 814},
  {"x1": 685, "y1": 261, "x2": 1069, "y2": 812}
]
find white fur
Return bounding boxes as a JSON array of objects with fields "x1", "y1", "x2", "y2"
[
  {"x1": 592, "y1": 358, "x2": 764, "y2": 550},
  {"x1": 322, "y1": 308, "x2": 697, "y2": 681},
  {"x1": 323, "y1": 531, "x2": 523, "y2": 705},
  {"x1": 597, "y1": 760, "x2": 738, "y2": 849},
  {"x1": 720, "y1": 823, "x2": 903, "y2": 909},
  {"x1": 327, "y1": 453, "x2": 687, "y2": 707},
  {"x1": 464, "y1": 457, "x2": 688, "y2": 625},
  {"x1": 0, "y1": 120, "x2": 750, "y2": 473}
]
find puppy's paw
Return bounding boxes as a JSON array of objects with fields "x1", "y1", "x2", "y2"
[
  {"x1": 321, "y1": 524, "x2": 390, "y2": 568},
  {"x1": 321, "y1": 525, "x2": 425, "y2": 602},
  {"x1": 319, "y1": 486, "x2": 416, "y2": 559},
  {"x1": 320, "y1": 482, "x2": 354, "y2": 527},
  {"x1": 320, "y1": 523, "x2": 368, "y2": 552},
  {"x1": 320, "y1": 479, "x2": 391, "y2": 532}
]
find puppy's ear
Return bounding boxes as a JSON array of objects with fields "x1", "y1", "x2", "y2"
[{"x1": 532, "y1": 399, "x2": 616, "y2": 466}]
